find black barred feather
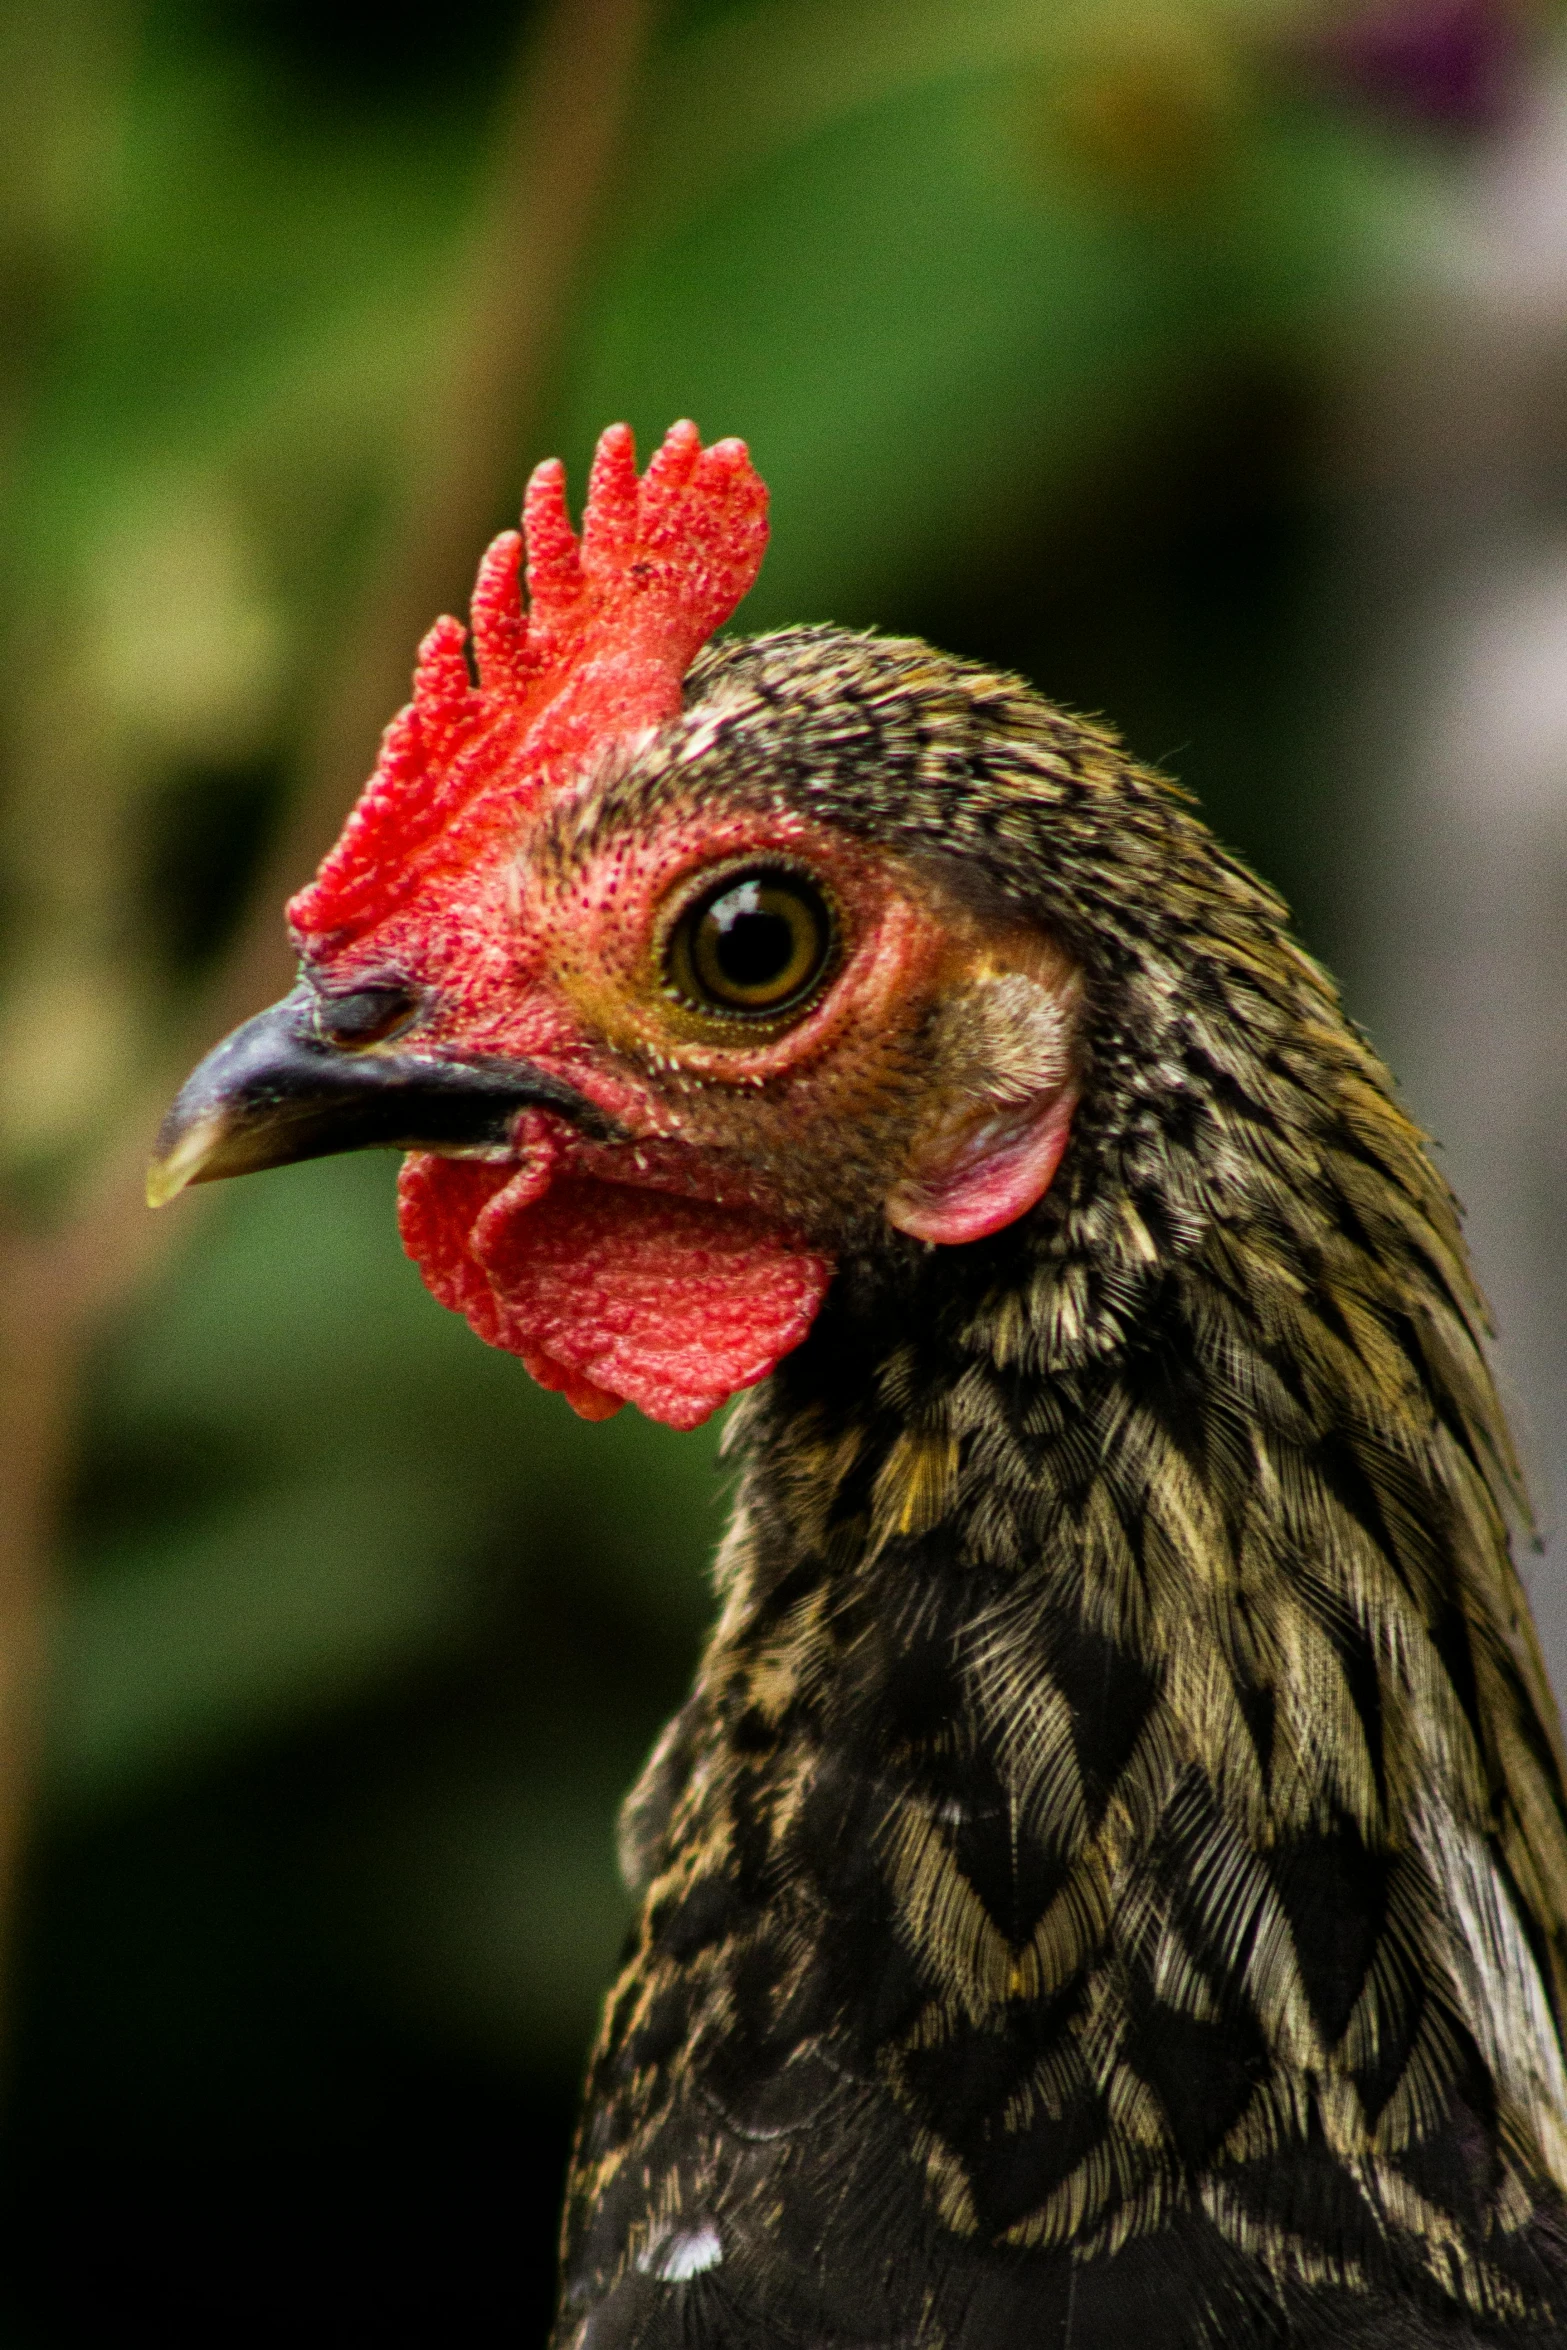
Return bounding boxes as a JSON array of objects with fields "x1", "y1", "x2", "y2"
[{"x1": 551, "y1": 629, "x2": 1567, "y2": 2348}]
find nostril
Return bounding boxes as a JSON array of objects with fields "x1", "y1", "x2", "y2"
[{"x1": 312, "y1": 983, "x2": 419, "y2": 1048}]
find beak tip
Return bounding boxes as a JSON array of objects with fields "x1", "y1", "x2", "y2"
[
  {"x1": 145, "y1": 1112, "x2": 227, "y2": 1209},
  {"x1": 144, "y1": 1160, "x2": 182, "y2": 1209}
]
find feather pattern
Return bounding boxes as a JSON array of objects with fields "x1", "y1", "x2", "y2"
[{"x1": 552, "y1": 628, "x2": 1567, "y2": 2348}]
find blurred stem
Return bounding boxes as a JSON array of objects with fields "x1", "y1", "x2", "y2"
[
  {"x1": 0, "y1": 1240, "x2": 75, "y2": 1970},
  {"x1": 0, "y1": 0, "x2": 659, "y2": 2013}
]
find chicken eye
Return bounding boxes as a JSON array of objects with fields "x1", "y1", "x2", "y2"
[
  {"x1": 313, "y1": 983, "x2": 417, "y2": 1048},
  {"x1": 666, "y1": 867, "x2": 835, "y2": 1020}
]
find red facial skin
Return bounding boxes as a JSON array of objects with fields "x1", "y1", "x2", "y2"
[
  {"x1": 288, "y1": 424, "x2": 1077, "y2": 1431},
  {"x1": 305, "y1": 793, "x2": 979, "y2": 1430}
]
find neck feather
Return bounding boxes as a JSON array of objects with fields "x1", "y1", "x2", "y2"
[
  {"x1": 699, "y1": 993, "x2": 1567, "y2": 2278},
  {"x1": 570, "y1": 876, "x2": 1567, "y2": 2339}
]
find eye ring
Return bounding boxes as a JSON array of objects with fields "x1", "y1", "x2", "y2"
[{"x1": 664, "y1": 865, "x2": 837, "y2": 1024}]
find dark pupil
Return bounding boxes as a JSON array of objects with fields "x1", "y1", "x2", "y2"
[
  {"x1": 672, "y1": 867, "x2": 831, "y2": 1019},
  {"x1": 711, "y1": 898, "x2": 794, "y2": 989}
]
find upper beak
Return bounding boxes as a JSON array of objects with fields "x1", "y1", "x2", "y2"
[{"x1": 147, "y1": 984, "x2": 617, "y2": 1207}]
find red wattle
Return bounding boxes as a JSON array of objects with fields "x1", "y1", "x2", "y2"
[{"x1": 397, "y1": 1153, "x2": 832, "y2": 1432}]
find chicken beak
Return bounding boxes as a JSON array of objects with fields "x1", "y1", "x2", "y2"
[{"x1": 147, "y1": 983, "x2": 616, "y2": 1207}]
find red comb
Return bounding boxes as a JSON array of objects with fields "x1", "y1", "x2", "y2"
[{"x1": 289, "y1": 421, "x2": 769, "y2": 944}]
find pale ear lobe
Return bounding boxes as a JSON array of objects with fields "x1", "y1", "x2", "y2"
[
  {"x1": 883, "y1": 966, "x2": 1079, "y2": 1246},
  {"x1": 884, "y1": 1083, "x2": 1077, "y2": 1244}
]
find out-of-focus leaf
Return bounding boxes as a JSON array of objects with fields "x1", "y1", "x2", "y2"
[
  {"x1": 564, "y1": 18, "x2": 1438, "y2": 628},
  {"x1": 46, "y1": 1472, "x2": 479, "y2": 1809},
  {"x1": 624, "y1": 0, "x2": 1302, "y2": 243}
]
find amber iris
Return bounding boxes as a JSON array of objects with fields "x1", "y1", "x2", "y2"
[{"x1": 666, "y1": 866, "x2": 835, "y2": 1020}]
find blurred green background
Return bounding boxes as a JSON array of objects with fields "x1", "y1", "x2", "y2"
[{"x1": 2, "y1": 0, "x2": 1564, "y2": 2338}]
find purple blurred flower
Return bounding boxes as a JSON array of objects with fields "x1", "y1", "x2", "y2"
[{"x1": 1308, "y1": 0, "x2": 1532, "y2": 127}]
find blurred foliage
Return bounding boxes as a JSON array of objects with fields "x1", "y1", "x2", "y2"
[{"x1": 0, "y1": 0, "x2": 1550, "y2": 2335}]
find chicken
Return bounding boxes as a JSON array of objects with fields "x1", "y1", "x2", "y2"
[{"x1": 150, "y1": 422, "x2": 1567, "y2": 2348}]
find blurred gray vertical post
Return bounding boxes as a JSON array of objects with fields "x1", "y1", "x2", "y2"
[
  {"x1": 0, "y1": 0, "x2": 661, "y2": 2029},
  {"x1": 1341, "y1": 55, "x2": 1567, "y2": 1699}
]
